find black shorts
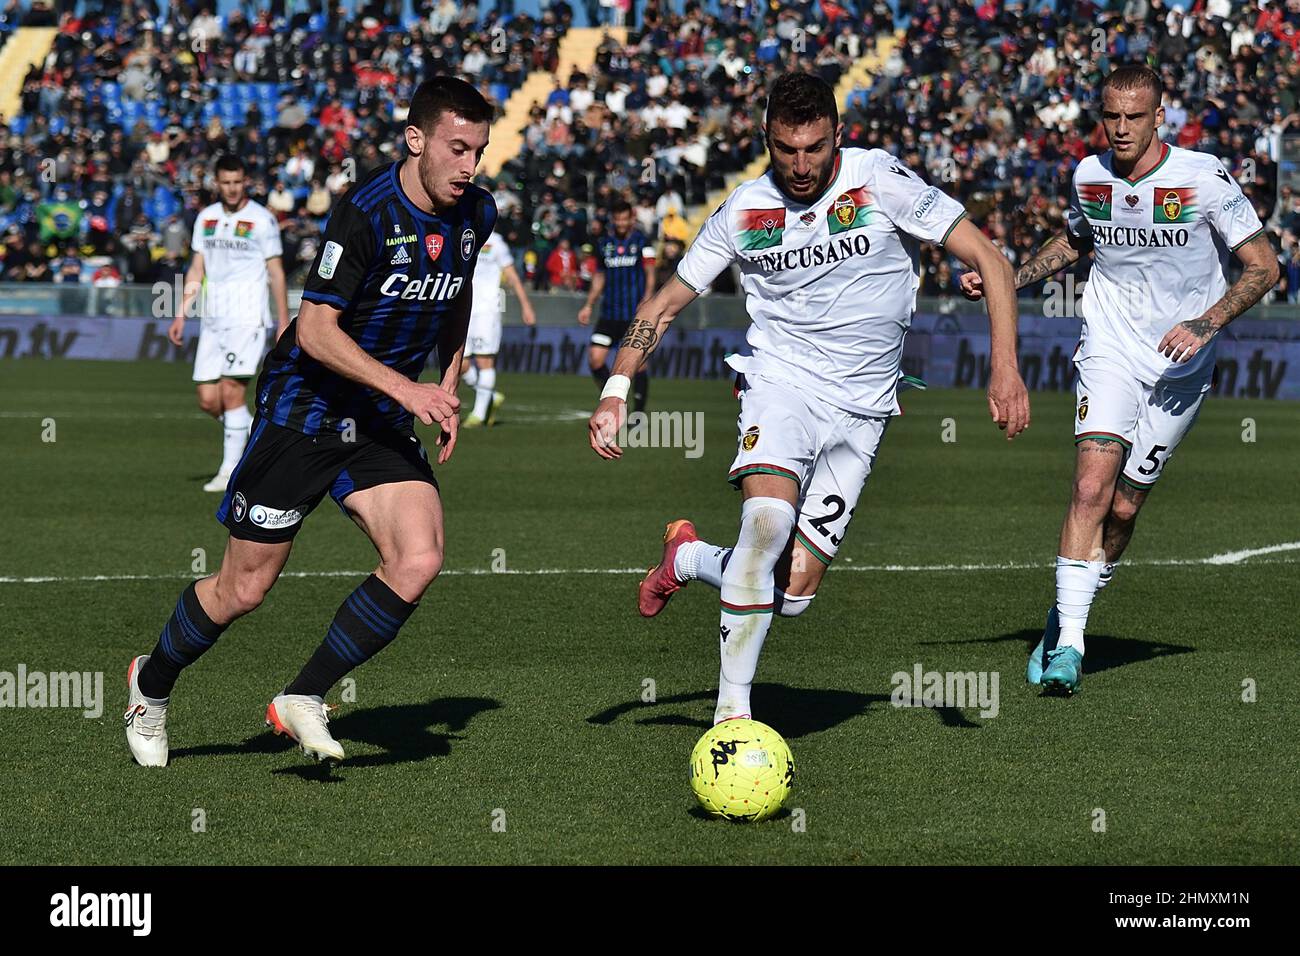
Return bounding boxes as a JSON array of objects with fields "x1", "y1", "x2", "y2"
[
  {"x1": 215, "y1": 416, "x2": 438, "y2": 543},
  {"x1": 590, "y1": 317, "x2": 631, "y2": 347}
]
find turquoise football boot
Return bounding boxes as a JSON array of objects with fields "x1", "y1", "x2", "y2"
[
  {"x1": 1041, "y1": 646, "x2": 1083, "y2": 695},
  {"x1": 1026, "y1": 606, "x2": 1059, "y2": 685}
]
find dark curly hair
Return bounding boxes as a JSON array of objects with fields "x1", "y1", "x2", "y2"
[
  {"x1": 408, "y1": 75, "x2": 494, "y2": 134},
  {"x1": 765, "y1": 72, "x2": 839, "y2": 131}
]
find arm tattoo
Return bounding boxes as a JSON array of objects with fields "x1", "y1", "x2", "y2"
[
  {"x1": 620, "y1": 317, "x2": 660, "y2": 352},
  {"x1": 1216, "y1": 263, "x2": 1275, "y2": 324},
  {"x1": 1178, "y1": 317, "x2": 1214, "y2": 338},
  {"x1": 1012, "y1": 237, "x2": 1079, "y2": 289}
]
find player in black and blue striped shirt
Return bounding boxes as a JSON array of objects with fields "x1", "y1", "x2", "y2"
[
  {"x1": 123, "y1": 77, "x2": 495, "y2": 768},
  {"x1": 578, "y1": 200, "x2": 657, "y2": 411}
]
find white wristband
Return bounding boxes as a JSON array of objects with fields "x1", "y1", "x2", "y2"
[{"x1": 600, "y1": 374, "x2": 631, "y2": 403}]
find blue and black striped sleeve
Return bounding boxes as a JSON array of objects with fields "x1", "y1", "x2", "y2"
[
  {"x1": 475, "y1": 190, "x2": 499, "y2": 247},
  {"x1": 301, "y1": 197, "x2": 377, "y2": 311}
]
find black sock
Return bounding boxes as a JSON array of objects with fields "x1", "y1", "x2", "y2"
[
  {"x1": 633, "y1": 371, "x2": 648, "y2": 412},
  {"x1": 591, "y1": 364, "x2": 611, "y2": 389},
  {"x1": 138, "y1": 582, "x2": 227, "y2": 699},
  {"x1": 284, "y1": 574, "x2": 418, "y2": 698}
]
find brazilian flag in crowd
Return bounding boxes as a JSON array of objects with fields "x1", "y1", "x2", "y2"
[{"x1": 37, "y1": 201, "x2": 82, "y2": 241}]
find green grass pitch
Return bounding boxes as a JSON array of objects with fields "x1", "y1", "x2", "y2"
[{"x1": 1, "y1": 359, "x2": 1297, "y2": 865}]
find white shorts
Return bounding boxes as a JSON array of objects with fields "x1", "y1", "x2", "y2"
[
  {"x1": 728, "y1": 375, "x2": 889, "y2": 565},
  {"x1": 193, "y1": 324, "x2": 267, "y2": 382},
  {"x1": 1074, "y1": 358, "x2": 1208, "y2": 490},
  {"x1": 465, "y1": 309, "x2": 501, "y2": 357}
]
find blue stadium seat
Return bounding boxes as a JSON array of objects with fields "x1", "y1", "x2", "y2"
[{"x1": 150, "y1": 186, "x2": 178, "y2": 221}]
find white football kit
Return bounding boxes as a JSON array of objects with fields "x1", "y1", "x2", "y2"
[
  {"x1": 466, "y1": 232, "x2": 515, "y2": 357},
  {"x1": 191, "y1": 199, "x2": 282, "y2": 381},
  {"x1": 1067, "y1": 143, "x2": 1264, "y2": 487},
  {"x1": 676, "y1": 147, "x2": 967, "y2": 562}
]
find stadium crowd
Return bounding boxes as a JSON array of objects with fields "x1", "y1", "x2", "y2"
[
  {"x1": 850, "y1": 0, "x2": 1300, "y2": 302},
  {"x1": 0, "y1": 0, "x2": 1297, "y2": 305}
]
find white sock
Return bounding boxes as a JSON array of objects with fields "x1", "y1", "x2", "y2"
[
  {"x1": 463, "y1": 365, "x2": 479, "y2": 389},
  {"x1": 220, "y1": 404, "x2": 253, "y2": 476},
  {"x1": 675, "y1": 541, "x2": 812, "y2": 617},
  {"x1": 674, "y1": 539, "x2": 730, "y2": 587},
  {"x1": 472, "y1": 367, "x2": 496, "y2": 419},
  {"x1": 1056, "y1": 556, "x2": 1104, "y2": 654},
  {"x1": 775, "y1": 589, "x2": 813, "y2": 617},
  {"x1": 715, "y1": 497, "x2": 796, "y2": 724}
]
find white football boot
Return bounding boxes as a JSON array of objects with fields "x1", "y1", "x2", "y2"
[
  {"x1": 202, "y1": 471, "x2": 231, "y2": 493},
  {"x1": 124, "y1": 655, "x2": 170, "y2": 767},
  {"x1": 265, "y1": 694, "x2": 345, "y2": 762}
]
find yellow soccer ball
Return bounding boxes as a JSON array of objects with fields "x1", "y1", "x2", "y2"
[{"x1": 689, "y1": 719, "x2": 794, "y2": 822}]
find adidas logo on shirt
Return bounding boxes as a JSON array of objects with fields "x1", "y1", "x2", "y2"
[{"x1": 390, "y1": 244, "x2": 412, "y2": 265}]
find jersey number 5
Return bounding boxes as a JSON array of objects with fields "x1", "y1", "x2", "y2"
[{"x1": 1135, "y1": 444, "x2": 1169, "y2": 477}]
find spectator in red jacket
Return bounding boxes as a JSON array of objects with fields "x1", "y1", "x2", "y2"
[{"x1": 546, "y1": 238, "x2": 580, "y2": 291}]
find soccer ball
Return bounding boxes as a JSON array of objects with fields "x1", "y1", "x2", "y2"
[{"x1": 689, "y1": 719, "x2": 794, "y2": 822}]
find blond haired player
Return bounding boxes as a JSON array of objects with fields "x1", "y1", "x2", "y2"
[
  {"x1": 461, "y1": 228, "x2": 536, "y2": 426},
  {"x1": 587, "y1": 73, "x2": 1031, "y2": 725},
  {"x1": 962, "y1": 65, "x2": 1279, "y2": 694},
  {"x1": 169, "y1": 154, "x2": 289, "y2": 492}
]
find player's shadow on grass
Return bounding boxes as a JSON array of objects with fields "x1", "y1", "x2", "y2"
[
  {"x1": 921, "y1": 629, "x2": 1194, "y2": 676},
  {"x1": 324, "y1": 696, "x2": 500, "y2": 769},
  {"x1": 587, "y1": 683, "x2": 895, "y2": 738},
  {"x1": 171, "y1": 696, "x2": 499, "y2": 773}
]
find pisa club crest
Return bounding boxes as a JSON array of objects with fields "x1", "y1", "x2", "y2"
[
  {"x1": 1153, "y1": 187, "x2": 1196, "y2": 224},
  {"x1": 739, "y1": 208, "x2": 786, "y2": 251},
  {"x1": 1078, "y1": 184, "x2": 1112, "y2": 221},
  {"x1": 425, "y1": 234, "x2": 444, "y2": 260}
]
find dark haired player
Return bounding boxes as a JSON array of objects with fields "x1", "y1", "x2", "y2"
[
  {"x1": 588, "y1": 73, "x2": 1030, "y2": 725},
  {"x1": 962, "y1": 65, "x2": 1278, "y2": 694},
  {"x1": 125, "y1": 77, "x2": 496, "y2": 765},
  {"x1": 578, "y1": 199, "x2": 657, "y2": 412},
  {"x1": 168, "y1": 154, "x2": 289, "y2": 493}
]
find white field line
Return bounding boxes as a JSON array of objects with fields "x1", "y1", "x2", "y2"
[{"x1": 2, "y1": 543, "x2": 1297, "y2": 585}]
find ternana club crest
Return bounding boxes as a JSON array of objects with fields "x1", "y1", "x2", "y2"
[
  {"x1": 826, "y1": 187, "x2": 872, "y2": 233},
  {"x1": 425, "y1": 234, "x2": 444, "y2": 260},
  {"x1": 833, "y1": 195, "x2": 856, "y2": 227},
  {"x1": 1153, "y1": 187, "x2": 1196, "y2": 223}
]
